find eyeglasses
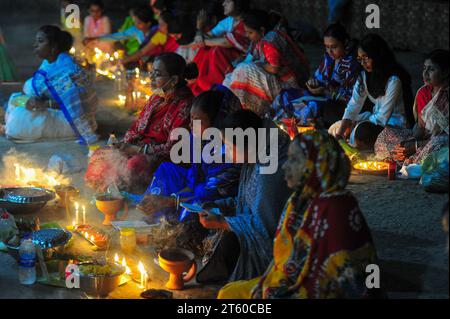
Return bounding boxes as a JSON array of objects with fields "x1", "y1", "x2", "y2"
[{"x1": 357, "y1": 56, "x2": 370, "y2": 64}]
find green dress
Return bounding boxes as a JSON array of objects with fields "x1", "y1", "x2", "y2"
[
  {"x1": 0, "y1": 31, "x2": 17, "y2": 81},
  {"x1": 119, "y1": 16, "x2": 140, "y2": 55}
]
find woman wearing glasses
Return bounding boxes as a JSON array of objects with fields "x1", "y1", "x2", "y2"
[
  {"x1": 85, "y1": 53, "x2": 196, "y2": 193},
  {"x1": 329, "y1": 33, "x2": 413, "y2": 151}
]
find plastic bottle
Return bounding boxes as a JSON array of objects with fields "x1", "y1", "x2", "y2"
[
  {"x1": 18, "y1": 237, "x2": 36, "y2": 285},
  {"x1": 120, "y1": 228, "x2": 136, "y2": 254}
]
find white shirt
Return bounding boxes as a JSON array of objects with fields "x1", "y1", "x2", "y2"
[{"x1": 343, "y1": 72, "x2": 407, "y2": 127}]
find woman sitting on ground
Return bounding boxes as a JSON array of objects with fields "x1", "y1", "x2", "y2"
[
  {"x1": 272, "y1": 23, "x2": 361, "y2": 128},
  {"x1": 195, "y1": 110, "x2": 291, "y2": 284},
  {"x1": 187, "y1": 0, "x2": 251, "y2": 96},
  {"x1": 329, "y1": 33, "x2": 414, "y2": 151},
  {"x1": 375, "y1": 49, "x2": 449, "y2": 164},
  {"x1": 120, "y1": 10, "x2": 179, "y2": 66},
  {"x1": 1, "y1": 26, "x2": 97, "y2": 144},
  {"x1": 218, "y1": 130, "x2": 380, "y2": 299},
  {"x1": 85, "y1": 53, "x2": 195, "y2": 193},
  {"x1": 83, "y1": 0, "x2": 113, "y2": 54},
  {"x1": 136, "y1": 85, "x2": 242, "y2": 254},
  {"x1": 84, "y1": 5, "x2": 155, "y2": 69},
  {"x1": 224, "y1": 9, "x2": 310, "y2": 118}
]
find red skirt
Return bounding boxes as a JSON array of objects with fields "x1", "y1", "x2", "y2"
[{"x1": 190, "y1": 46, "x2": 242, "y2": 96}]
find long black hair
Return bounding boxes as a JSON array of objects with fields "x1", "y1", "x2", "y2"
[
  {"x1": 39, "y1": 25, "x2": 73, "y2": 53},
  {"x1": 359, "y1": 34, "x2": 414, "y2": 127},
  {"x1": 242, "y1": 9, "x2": 274, "y2": 34},
  {"x1": 132, "y1": 5, "x2": 155, "y2": 24},
  {"x1": 425, "y1": 49, "x2": 450, "y2": 82}
]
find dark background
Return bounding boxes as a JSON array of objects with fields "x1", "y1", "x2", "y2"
[{"x1": 0, "y1": 0, "x2": 449, "y2": 52}]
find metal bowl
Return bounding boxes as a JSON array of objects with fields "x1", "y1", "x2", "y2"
[
  {"x1": 0, "y1": 187, "x2": 55, "y2": 215},
  {"x1": 79, "y1": 263, "x2": 125, "y2": 298},
  {"x1": 6, "y1": 229, "x2": 72, "y2": 261}
]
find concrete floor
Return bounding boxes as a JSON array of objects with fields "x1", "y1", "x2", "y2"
[{"x1": 0, "y1": 13, "x2": 448, "y2": 299}]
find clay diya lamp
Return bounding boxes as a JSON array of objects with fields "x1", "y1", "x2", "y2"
[
  {"x1": 158, "y1": 248, "x2": 197, "y2": 290},
  {"x1": 95, "y1": 194, "x2": 129, "y2": 226},
  {"x1": 54, "y1": 185, "x2": 80, "y2": 208}
]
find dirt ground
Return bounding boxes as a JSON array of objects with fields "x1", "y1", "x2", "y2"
[{"x1": 0, "y1": 13, "x2": 448, "y2": 299}]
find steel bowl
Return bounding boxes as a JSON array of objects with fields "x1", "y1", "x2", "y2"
[
  {"x1": 79, "y1": 263, "x2": 125, "y2": 298},
  {"x1": 6, "y1": 229, "x2": 72, "y2": 262},
  {"x1": 0, "y1": 187, "x2": 55, "y2": 215}
]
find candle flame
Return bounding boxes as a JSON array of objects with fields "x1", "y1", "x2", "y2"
[
  {"x1": 126, "y1": 266, "x2": 131, "y2": 275},
  {"x1": 122, "y1": 257, "x2": 127, "y2": 268},
  {"x1": 114, "y1": 253, "x2": 119, "y2": 263},
  {"x1": 138, "y1": 261, "x2": 145, "y2": 273}
]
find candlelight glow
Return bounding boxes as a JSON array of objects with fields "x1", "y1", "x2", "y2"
[
  {"x1": 138, "y1": 261, "x2": 145, "y2": 273},
  {"x1": 354, "y1": 161, "x2": 389, "y2": 171},
  {"x1": 122, "y1": 257, "x2": 127, "y2": 268},
  {"x1": 114, "y1": 253, "x2": 119, "y2": 263},
  {"x1": 13, "y1": 163, "x2": 68, "y2": 188}
]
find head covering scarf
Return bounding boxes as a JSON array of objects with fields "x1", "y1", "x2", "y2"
[{"x1": 247, "y1": 130, "x2": 377, "y2": 299}]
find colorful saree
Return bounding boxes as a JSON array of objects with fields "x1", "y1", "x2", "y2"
[
  {"x1": 224, "y1": 30, "x2": 310, "y2": 117},
  {"x1": 190, "y1": 17, "x2": 250, "y2": 96},
  {"x1": 196, "y1": 120, "x2": 292, "y2": 283},
  {"x1": 271, "y1": 47, "x2": 361, "y2": 128},
  {"x1": 83, "y1": 16, "x2": 113, "y2": 53},
  {"x1": 143, "y1": 85, "x2": 243, "y2": 223},
  {"x1": 85, "y1": 85, "x2": 193, "y2": 192},
  {"x1": 375, "y1": 86, "x2": 449, "y2": 164},
  {"x1": 219, "y1": 130, "x2": 379, "y2": 299},
  {"x1": 5, "y1": 53, "x2": 97, "y2": 144}
]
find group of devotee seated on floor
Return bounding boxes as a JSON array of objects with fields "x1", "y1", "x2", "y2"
[{"x1": 0, "y1": 0, "x2": 448, "y2": 299}]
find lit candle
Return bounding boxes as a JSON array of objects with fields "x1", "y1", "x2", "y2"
[
  {"x1": 84, "y1": 232, "x2": 89, "y2": 239},
  {"x1": 114, "y1": 52, "x2": 119, "y2": 59},
  {"x1": 75, "y1": 202, "x2": 79, "y2": 224},
  {"x1": 114, "y1": 253, "x2": 119, "y2": 263},
  {"x1": 82, "y1": 205, "x2": 86, "y2": 225},
  {"x1": 122, "y1": 257, "x2": 127, "y2": 269},
  {"x1": 138, "y1": 261, "x2": 145, "y2": 289}
]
